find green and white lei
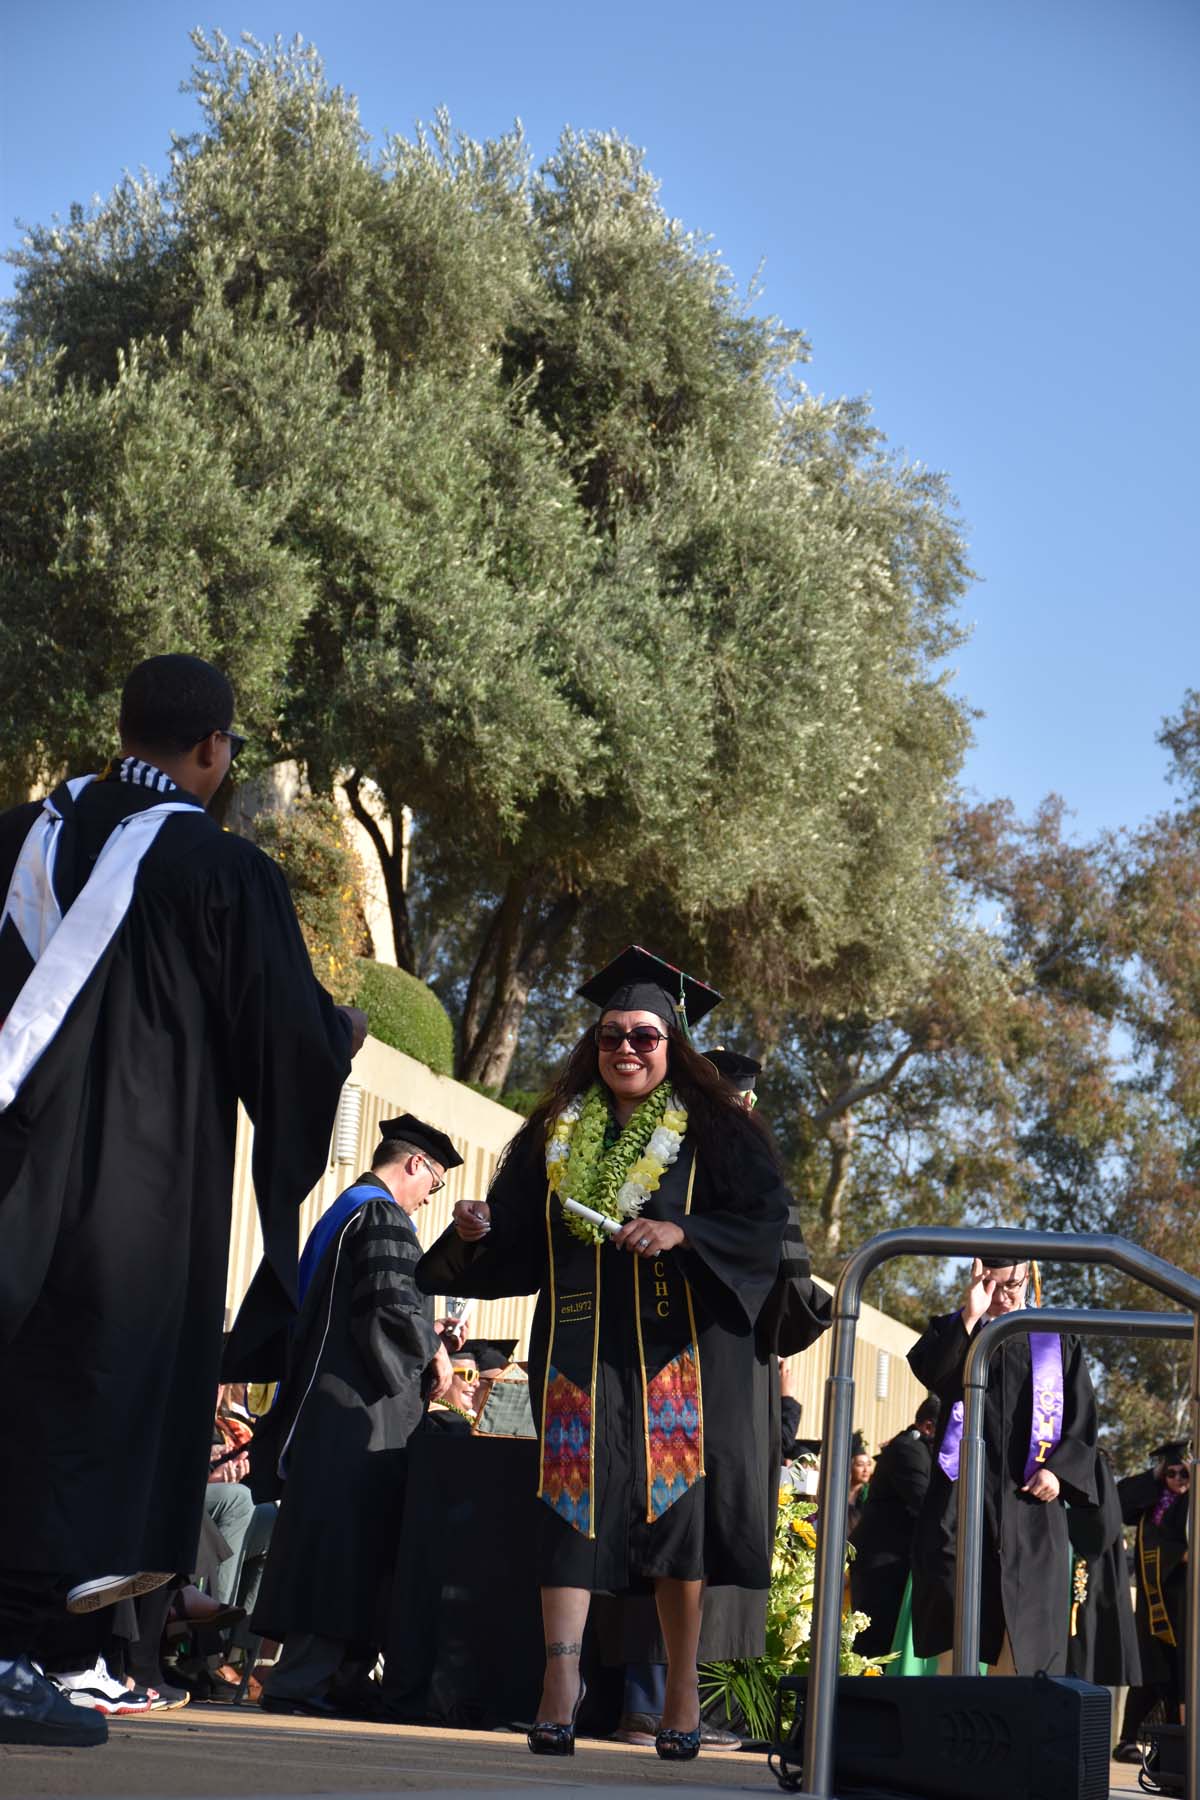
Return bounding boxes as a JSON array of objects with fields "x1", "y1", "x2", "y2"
[{"x1": 545, "y1": 1082, "x2": 689, "y2": 1246}]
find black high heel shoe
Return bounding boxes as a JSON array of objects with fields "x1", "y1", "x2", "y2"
[
  {"x1": 655, "y1": 1722, "x2": 702, "y2": 1762},
  {"x1": 527, "y1": 1679, "x2": 586, "y2": 1757}
]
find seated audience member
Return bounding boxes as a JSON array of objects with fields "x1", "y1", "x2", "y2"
[
  {"x1": 424, "y1": 1352, "x2": 480, "y2": 1434},
  {"x1": 908, "y1": 1257, "x2": 1097, "y2": 1674},
  {"x1": 243, "y1": 1115, "x2": 456, "y2": 1716},
  {"x1": 850, "y1": 1396, "x2": 940, "y2": 1657},
  {"x1": 847, "y1": 1435, "x2": 874, "y2": 1536}
]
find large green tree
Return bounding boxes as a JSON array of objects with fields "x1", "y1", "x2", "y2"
[{"x1": 2, "y1": 30, "x2": 973, "y2": 1088}]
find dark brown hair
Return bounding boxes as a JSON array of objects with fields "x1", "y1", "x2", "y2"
[{"x1": 501, "y1": 1022, "x2": 779, "y2": 1179}]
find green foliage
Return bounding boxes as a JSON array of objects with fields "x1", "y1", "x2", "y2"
[
  {"x1": 251, "y1": 796, "x2": 367, "y2": 1003},
  {"x1": 700, "y1": 1496, "x2": 889, "y2": 1739},
  {"x1": 354, "y1": 957, "x2": 454, "y2": 1076},
  {"x1": 1, "y1": 26, "x2": 973, "y2": 1092}
]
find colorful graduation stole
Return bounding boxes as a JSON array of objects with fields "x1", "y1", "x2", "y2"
[
  {"x1": 937, "y1": 1328, "x2": 1063, "y2": 1482},
  {"x1": 537, "y1": 1150, "x2": 705, "y2": 1537}
]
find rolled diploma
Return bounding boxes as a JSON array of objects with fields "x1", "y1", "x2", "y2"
[{"x1": 562, "y1": 1197, "x2": 623, "y2": 1237}]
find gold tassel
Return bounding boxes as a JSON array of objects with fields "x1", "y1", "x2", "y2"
[{"x1": 1031, "y1": 1261, "x2": 1042, "y2": 1307}]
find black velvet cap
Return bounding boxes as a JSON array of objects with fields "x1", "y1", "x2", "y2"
[
  {"x1": 1152, "y1": 1440, "x2": 1190, "y2": 1465},
  {"x1": 378, "y1": 1114, "x2": 463, "y2": 1172},
  {"x1": 578, "y1": 945, "x2": 721, "y2": 1033},
  {"x1": 706, "y1": 1047, "x2": 762, "y2": 1093}
]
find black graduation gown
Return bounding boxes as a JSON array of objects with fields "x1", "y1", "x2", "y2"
[
  {"x1": 849, "y1": 1426, "x2": 933, "y2": 1658},
  {"x1": 248, "y1": 1180, "x2": 439, "y2": 1648},
  {"x1": 907, "y1": 1310, "x2": 1098, "y2": 1671},
  {"x1": 1118, "y1": 1469, "x2": 1189, "y2": 1697},
  {"x1": 1066, "y1": 1456, "x2": 1140, "y2": 1686},
  {"x1": 0, "y1": 781, "x2": 350, "y2": 1578},
  {"x1": 416, "y1": 1115, "x2": 792, "y2": 1592}
]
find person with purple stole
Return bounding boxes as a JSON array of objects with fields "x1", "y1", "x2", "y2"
[{"x1": 907, "y1": 1257, "x2": 1098, "y2": 1674}]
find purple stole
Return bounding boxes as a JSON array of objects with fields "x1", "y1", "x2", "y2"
[{"x1": 938, "y1": 1326, "x2": 1064, "y2": 1482}]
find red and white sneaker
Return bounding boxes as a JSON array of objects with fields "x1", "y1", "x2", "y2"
[{"x1": 50, "y1": 1657, "x2": 153, "y2": 1715}]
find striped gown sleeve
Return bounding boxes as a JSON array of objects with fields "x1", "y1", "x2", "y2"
[{"x1": 347, "y1": 1208, "x2": 440, "y2": 1397}]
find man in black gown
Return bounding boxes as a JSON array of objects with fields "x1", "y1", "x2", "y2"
[
  {"x1": 907, "y1": 1258, "x2": 1097, "y2": 1674},
  {"x1": 0, "y1": 656, "x2": 361, "y2": 1745},
  {"x1": 850, "y1": 1395, "x2": 940, "y2": 1657},
  {"x1": 246, "y1": 1115, "x2": 458, "y2": 1716}
]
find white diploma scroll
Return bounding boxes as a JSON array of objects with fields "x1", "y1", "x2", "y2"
[{"x1": 562, "y1": 1197, "x2": 623, "y2": 1237}]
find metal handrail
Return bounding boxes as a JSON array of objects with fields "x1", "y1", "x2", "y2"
[
  {"x1": 953, "y1": 1306, "x2": 1193, "y2": 1670},
  {"x1": 797, "y1": 1227, "x2": 1200, "y2": 1800}
]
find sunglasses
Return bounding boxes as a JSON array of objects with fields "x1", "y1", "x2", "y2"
[
  {"x1": 1166, "y1": 1464, "x2": 1190, "y2": 1477},
  {"x1": 452, "y1": 1365, "x2": 479, "y2": 1385},
  {"x1": 190, "y1": 728, "x2": 246, "y2": 761},
  {"x1": 595, "y1": 1024, "x2": 667, "y2": 1054}
]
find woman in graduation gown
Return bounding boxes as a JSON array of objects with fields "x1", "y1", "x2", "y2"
[
  {"x1": 907, "y1": 1257, "x2": 1098, "y2": 1674},
  {"x1": 416, "y1": 949, "x2": 809, "y2": 1761},
  {"x1": 1113, "y1": 1442, "x2": 1189, "y2": 1754}
]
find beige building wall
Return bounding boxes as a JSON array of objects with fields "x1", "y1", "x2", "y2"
[{"x1": 225, "y1": 1034, "x2": 927, "y2": 1451}]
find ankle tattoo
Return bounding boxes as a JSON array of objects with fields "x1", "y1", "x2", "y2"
[{"x1": 546, "y1": 1640, "x2": 582, "y2": 1658}]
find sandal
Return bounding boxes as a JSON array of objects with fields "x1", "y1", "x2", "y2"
[{"x1": 527, "y1": 1679, "x2": 586, "y2": 1757}]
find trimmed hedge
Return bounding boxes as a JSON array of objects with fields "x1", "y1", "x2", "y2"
[
  {"x1": 461, "y1": 1080, "x2": 540, "y2": 1117},
  {"x1": 354, "y1": 959, "x2": 454, "y2": 1077}
]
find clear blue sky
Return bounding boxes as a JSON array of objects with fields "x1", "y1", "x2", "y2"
[{"x1": 3, "y1": 0, "x2": 1196, "y2": 840}]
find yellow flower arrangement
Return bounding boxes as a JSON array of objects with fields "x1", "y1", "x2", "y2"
[{"x1": 700, "y1": 1489, "x2": 892, "y2": 1739}]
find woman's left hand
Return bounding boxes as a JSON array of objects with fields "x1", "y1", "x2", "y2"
[
  {"x1": 613, "y1": 1218, "x2": 686, "y2": 1258},
  {"x1": 1021, "y1": 1467, "x2": 1060, "y2": 1503}
]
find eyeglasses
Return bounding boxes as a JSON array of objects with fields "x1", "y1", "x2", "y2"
[
  {"x1": 989, "y1": 1274, "x2": 1028, "y2": 1295},
  {"x1": 595, "y1": 1024, "x2": 668, "y2": 1054},
  {"x1": 416, "y1": 1154, "x2": 445, "y2": 1194},
  {"x1": 1166, "y1": 1465, "x2": 1190, "y2": 1477}
]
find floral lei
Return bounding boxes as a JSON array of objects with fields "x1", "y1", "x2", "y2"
[{"x1": 545, "y1": 1082, "x2": 688, "y2": 1246}]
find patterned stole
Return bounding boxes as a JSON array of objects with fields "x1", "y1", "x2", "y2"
[{"x1": 537, "y1": 1150, "x2": 705, "y2": 1538}]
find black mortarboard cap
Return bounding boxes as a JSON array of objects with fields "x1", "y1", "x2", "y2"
[
  {"x1": 706, "y1": 1047, "x2": 762, "y2": 1093},
  {"x1": 577, "y1": 945, "x2": 721, "y2": 1036},
  {"x1": 378, "y1": 1114, "x2": 464, "y2": 1172},
  {"x1": 1151, "y1": 1439, "x2": 1190, "y2": 1465},
  {"x1": 462, "y1": 1338, "x2": 518, "y2": 1372},
  {"x1": 850, "y1": 1430, "x2": 870, "y2": 1459}
]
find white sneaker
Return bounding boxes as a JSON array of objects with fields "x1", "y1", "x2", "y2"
[
  {"x1": 50, "y1": 1657, "x2": 152, "y2": 1716},
  {"x1": 65, "y1": 1572, "x2": 173, "y2": 1614}
]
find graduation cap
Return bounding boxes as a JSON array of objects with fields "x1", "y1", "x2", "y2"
[
  {"x1": 706, "y1": 1047, "x2": 762, "y2": 1094},
  {"x1": 462, "y1": 1338, "x2": 518, "y2": 1373},
  {"x1": 378, "y1": 1114, "x2": 463, "y2": 1172},
  {"x1": 850, "y1": 1431, "x2": 870, "y2": 1459},
  {"x1": 1151, "y1": 1439, "x2": 1191, "y2": 1466},
  {"x1": 577, "y1": 945, "x2": 721, "y2": 1039}
]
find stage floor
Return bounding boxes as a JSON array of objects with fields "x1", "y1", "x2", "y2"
[{"x1": 0, "y1": 1705, "x2": 1151, "y2": 1799}]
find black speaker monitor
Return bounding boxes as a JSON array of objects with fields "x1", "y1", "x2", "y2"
[{"x1": 771, "y1": 1673, "x2": 1111, "y2": 1800}]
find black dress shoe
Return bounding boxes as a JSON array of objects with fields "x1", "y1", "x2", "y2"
[
  {"x1": 0, "y1": 1657, "x2": 108, "y2": 1747},
  {"x1": 259, "y1": 1691, "x2": 339, "y2": 1718},
  {"x1": 655, "y1": 1723, "x2": 702, "y2": 1761}
]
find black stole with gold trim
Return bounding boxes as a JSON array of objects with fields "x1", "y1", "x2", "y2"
[{"x1": 537, "y1": 1151, "x2": 705, "y2": 1538}]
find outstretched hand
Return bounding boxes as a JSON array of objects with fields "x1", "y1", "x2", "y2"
[
  {"x1": 961, "y1": 1257, "x2": 996, "y2": 1332},
  {"x1": 453, "y1": 1200, "x2": 491, "y2": 1242}
]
